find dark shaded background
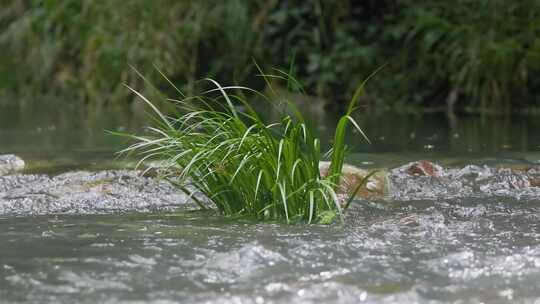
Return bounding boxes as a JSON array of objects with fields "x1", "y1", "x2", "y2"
[{"x1": 1, "y1": 0, "x2": 539, "y2": 113}]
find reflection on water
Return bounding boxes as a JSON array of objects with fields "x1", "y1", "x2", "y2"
[
  {"x1": 1, "y1": 100, "x2": 540, "y2": 170},
  {"x1": 0, "y1": 101, "x2": 150, "y2": 172},
  {"x1": 0, "y1": 101, "x2": 147, "y2": 154},
  {"x1": 350, "y1": 112, "x2": 540, "y2": 154}
]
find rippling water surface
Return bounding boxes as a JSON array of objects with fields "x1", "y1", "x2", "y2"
[
  {"x1": 2, "y1": 197, "x2": 540, "y2": 303},
  {"x1": 2, "y1": 103, "x2": 540, "y2": 302}
]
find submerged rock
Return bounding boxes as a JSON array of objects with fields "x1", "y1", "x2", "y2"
[
  {"x1": 318, "y1": 161, "x2": 387, "y2": 200},
  {"x1": 320, "y1": 160, "x2": 540, "y2": 202},
  {"x1": 530, "y1": 177, "x2": 540, "y2": 188},
  {"x1": 526, "y1": 166, "x2": 540, "y2": 188},
  {"x1": 0, "y1": 170, "x2": 190, "y2": 216},
  {"x1": 402, "y1": 160, "x2": 444, "y2": 177},
  {"x1": 388, "y1": 161, "x2": 540, "y2": 201},
  {"x1": 0, "y1": 155, "x2": 25, "y2": 176},
  {"x1": 388, "y1": 163, "x2": 468, "y2": 200},
  {"x1": 1, "y1": 160, "x2": 540, "y2": 216}
]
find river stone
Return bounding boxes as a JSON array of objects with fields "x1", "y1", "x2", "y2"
[
  {"x1": 388, "y1": 161, "x2": 540, "y2": 200},
  {"x1": 528, "y1": 167, "x2": 540, "y2": 188},
  {"x1": 0, "y1": 170, "x2": 191, "y2": 216},
  {"x1": 0, "y1": 155, "x2": 25, "y2": 176},
  {"x1": 388, "y1": 163, "x2": 468, "y2": 200},
  {"x1": 399, "y1": 160, "x2": 444, "y2": 177},
  {"x1": 530, "y1": 178, "x2": 540, "y2": 188},
  {"x1": 318, "y1": 161, "x2": 387, "y2": 200}
]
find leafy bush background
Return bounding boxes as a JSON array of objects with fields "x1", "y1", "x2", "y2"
[{"x1": 1, "y1": 0, "x2": 539, "y2": 111}]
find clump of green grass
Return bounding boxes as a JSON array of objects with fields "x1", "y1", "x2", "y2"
[{"x1": 122, "y1": 72, "x2": 371, "y2": 224}]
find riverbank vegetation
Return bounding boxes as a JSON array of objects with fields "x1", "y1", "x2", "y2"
[
  {"x1": 121, "y1": 71, "x2": 371, "y2": 224},
  {"x1": 1, "y1": 0, "x2": 539, "y2": 112}
]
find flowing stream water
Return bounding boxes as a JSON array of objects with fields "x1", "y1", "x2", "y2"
[{"x1": 1, "y1": 102, "x2": 540, "y2": 303}]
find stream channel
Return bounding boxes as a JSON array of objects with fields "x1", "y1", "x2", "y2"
[{"x1": 1, "y1": 102, "x2": 540, "y2": 303}]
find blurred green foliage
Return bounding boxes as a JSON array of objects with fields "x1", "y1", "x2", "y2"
[
  {"x1": 1, "y1": 0, "x2": 539, "y2": 111},
  {"x1": 393, "y1": 0, "x2": 540, "y2": 111},
  {"x1": 0, "y1": 0, "x2": 259, "y2": 105}
]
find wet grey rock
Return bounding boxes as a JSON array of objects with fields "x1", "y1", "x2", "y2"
[
  {"x1": 2, "y1": 161, "x2": 540, "y2": 216},
  {"x1": 477, "y1": 168, "x2": 531, "y2": 194},
  {"x1": 388, "y1": 162, "x2": 471, "y2": 200},
  {"x1": 0, "y1": 174, "x2": 49, "y2": 192},
  {"x1": 0, "y1": 170, "x2": 191, "y2": 216},
  {"x1": 0, "y1": 154, "x2": 25, "y2": 176},
  {"x1": 388, "y1": 161, "x2": 540, "y2": 201},
  {"x1": 321, "y1": 160, "x2": 540, "y2": 202}
]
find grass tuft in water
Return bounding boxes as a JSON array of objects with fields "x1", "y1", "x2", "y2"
[{"x1": 121, "y1": 72, "x2": 371, "y2": 224}]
